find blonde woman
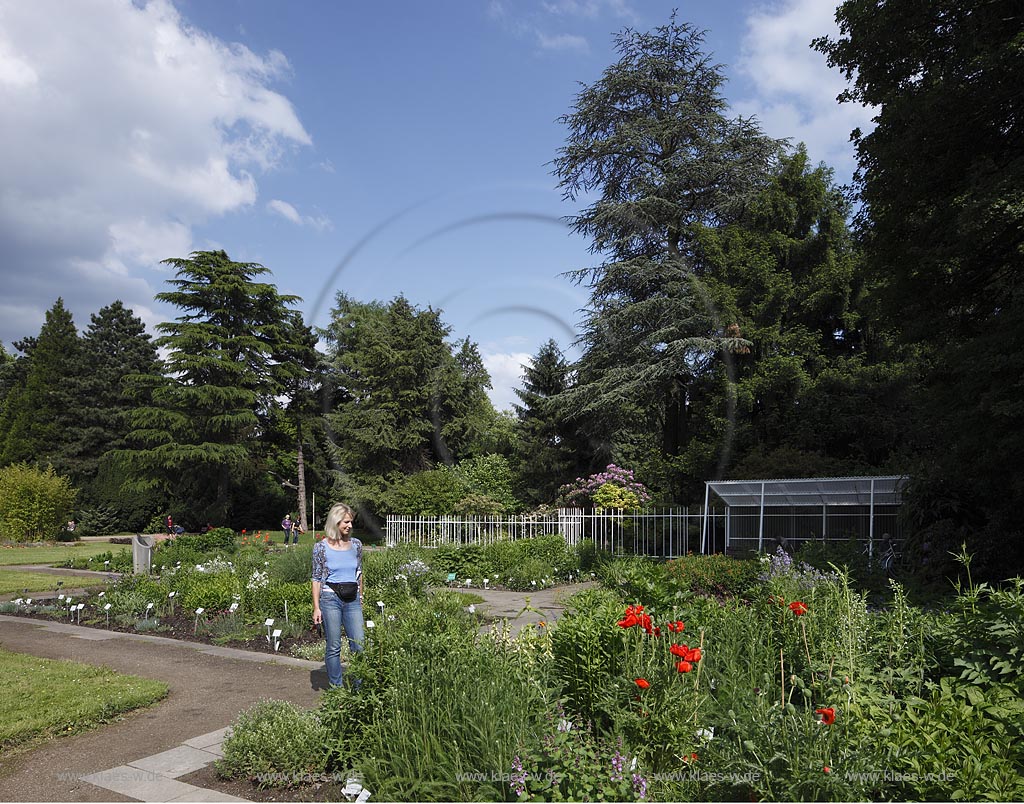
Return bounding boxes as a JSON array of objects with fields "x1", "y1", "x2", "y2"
[{"x1": 311, "y1": 503, "x2": 364, "y2": 687}]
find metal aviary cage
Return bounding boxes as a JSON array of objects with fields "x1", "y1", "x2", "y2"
[{"x1": 701, "y1": 475, "x2": 909, "y2": 558}]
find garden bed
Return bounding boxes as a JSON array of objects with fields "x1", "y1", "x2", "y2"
[{"x1": 1, "y1": 602, "x2": 326, "y2": 659}]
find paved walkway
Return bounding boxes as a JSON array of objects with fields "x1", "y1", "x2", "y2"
[{"x1": 0, "y1": 582, "x2": 595, "y2": 802}]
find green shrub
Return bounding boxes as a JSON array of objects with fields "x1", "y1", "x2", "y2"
[
  {"x1": 173, "y1": 528, "x2": 237, "y2": 555},
  {"x1": 0, "y1": 463, "x2": 78, "y2": 542},
  {"x1": 75, "y1": 505, "x2": 121, "y2": 538},
  {"x1": 180, "y1": 571, "x2": 239, "y2": 613},
  {"x1": 549, "y1": 587, "x2": 633, "y2": 727},
  {"x1": 338, "y1": 594, "x2": 549, "y2": 802},
  {"x1": 665, "y1": 553, "x2": 761, "y2": 598},
  {"x1": 429, "y1": 544, "x2": 486, "y2": 580},
  {"x1": 269, "y1": 543, "x2": 314, "y2": 584},
  {"x1": 503, "y1": 557, "x2": 555, "y2": 591},
  {"x1": 105, "y1": 574, "x2": 164, "y2": 617},
  {"x1": 144, "y1": 513, "x2": 168, "y2": 534},
  {"x1": 453, "y1": 492, "x2": 505, "y2": 515},
  {"x1": 876, "y1": 677, "x2": 1024, "y2": 801},
  {"x1": 596, "y1": 555, "x2": 683, "y2": 612},
  {"x1": 451, "y1": 454, "x2": 522, "y2": 513},
  {"x1": 261, "y1": 582, "x2": 313, "y2": 624},
  {"x1": 383, "y1": 469, "x2": 464, "y2": 514},
  {"x1": 218, "y1": 699, "x2": 328, "y2": 788}
]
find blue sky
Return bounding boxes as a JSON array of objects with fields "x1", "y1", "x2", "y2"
[{"x1": 0, "y1": 0, "x2": 872, "y2": 410}]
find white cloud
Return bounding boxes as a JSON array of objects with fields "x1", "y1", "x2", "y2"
[
  {"x1": 734, "y1": 0, "x2": 875, "y2": 182},
  {"x1": 482, "y1": 351, "x2": 532, "y2": 412},
  {"x1": 540, "y1": 0, "x2": 636, "y2": 21},
  {"x1": 0, "y1": 0, "x2": 311, "y2": 348},
  {"x1": 490, "y1": 0, "x2": 638, "y2": 56},
  {"x1": 267, "y1": 198, "x2": 332, "y2": 231},
  {"x1": 536, "y1": 32, "x2": 589, "y2": 53},
  {"x1": 267, "y1": 198, "x2": 303, "y2": 225}
]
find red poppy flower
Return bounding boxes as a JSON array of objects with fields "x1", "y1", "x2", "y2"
[
  {"x1": 815, "y1": 706, "x2": 836, "y2": 725},
  {"x1": 670, "y1": 643, "x2": 687, "y2": 657},
  {"x1": 677, "y1": 660, "x2": 692, "y2": 673},
  {"x1": 789, "y1": 600, "x2": 808, "y2": 616},
  {"x1": 823, "y1": 766, "x2": 831, "y2": 774},
  {"x1": 666, "y1": 620, "x2": 685, "y2": 632},
  {"x1": 635, "y1": 678, "x2": 650, "y2": 689},
  {"x1": 617, "y1": 613, "x2": 639, "y2": 628}
]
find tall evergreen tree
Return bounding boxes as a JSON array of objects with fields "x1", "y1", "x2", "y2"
[
  {"x1": 552, "y1": 14, "x2": 782, "y2": 501},
  {"x1": 116, "y1": 251, "x2": 310, "y2": 524},
  {"x1": 698, "y1": 147, "x2": 915, "y2": 478},
  {"x1": 0, "y1": 299, "x2": 83, "y2": 471},
  {"x1": 74, "y1": 302, "x2": 161, "y2": 479},
  {"x1": 815, "y1": 0, "x2": 1024, "y2": 574},
  {"x1": 513, "y1": 339, "x2": 580, "y2": 505},
  {"x1": 322, "y1": 294, "x2": 494, "y2": 517}
]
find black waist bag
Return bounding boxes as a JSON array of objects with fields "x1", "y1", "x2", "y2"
[{"x1": 327, "y1": 581, "x2": 359, "y2": 602}]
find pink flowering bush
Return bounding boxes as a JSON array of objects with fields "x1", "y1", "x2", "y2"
[{"x1": 557, "y1": 464, "x2": 653, "y2": 509}]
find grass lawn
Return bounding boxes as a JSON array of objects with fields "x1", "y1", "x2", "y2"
[
  {"x1": 0, "y1": 542, "x2": 121, "y2": 567},
  {"x1": 0, "y1": 569, "x2": 108, "y2": 596},
  {"x1": 0, "y1": 647, "x2": 168, "y2": 750}
]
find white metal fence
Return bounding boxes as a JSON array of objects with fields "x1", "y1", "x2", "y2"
[
  {"x1": 385, "y1": 508, "x2": 728, "y2": 557},
  {"x1": 385, "y1": 506, "x2": 903, "y2": 559}
]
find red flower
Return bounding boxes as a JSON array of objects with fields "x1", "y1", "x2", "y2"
[
  {"x1": 789, "y1": 600, "x2": 808, "y2": 616},
  {"x1": 672, "y1": 643, "x2": 702, "y2": 663},
  {"x1": 618, "y1": 613, "x2": 639, "y2": 628},
  {"x1": 666, "y1": 620, "x2": 685, "y2": 632},
  {"x1": 677, "y1": 660, "x2": 692, "y2": 673},
  {"x1": 635, "y1": 678, "x2": 650, "y2": 689},
  {"x1": 815, "y1": 707, "x2": 836, "y2": 725},
  {"x1": 823, "y1": 766, "x2": 831, "y2": 774},
  {"x1": 241, "y1": 529, "x2": 247, "y2": 534}
]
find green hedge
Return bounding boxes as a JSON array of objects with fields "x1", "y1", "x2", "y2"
[{"x1": 0, "y1": 464, "x2": 78, "y2": 542}]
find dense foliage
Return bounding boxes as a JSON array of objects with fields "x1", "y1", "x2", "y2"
[
  {"x1": 813, "y1": 0, "x2": 1024, "y2": 577},
  {"x1": 0, "y1": 463, "x2": 78, "y2": 541},
  {"x1": 205, "y1": 538, "x2": 1024, "y2": 801}
]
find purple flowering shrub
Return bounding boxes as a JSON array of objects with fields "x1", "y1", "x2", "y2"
[{"x1": 556, "y1": 464, "x2": 653, "y2": 509}]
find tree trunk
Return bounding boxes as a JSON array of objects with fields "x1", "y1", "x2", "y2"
[{"x1": 296, "y1": 421, "x2": 308, "y2": 532}]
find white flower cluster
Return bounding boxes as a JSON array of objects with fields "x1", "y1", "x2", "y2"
[
  {"x1": 195, "y1": 558, "x2": 233, "y2": 574},
  {"x1": 247, "y1": 569, "x2": 269, "y2": 591},
  {"x1": 398, "y1": 559, "x2": 430, "y2": 577}
]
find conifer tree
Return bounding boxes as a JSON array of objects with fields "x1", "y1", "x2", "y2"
[
  {"x1": 552, "y1": 14, "x2": 781, "y2": 500},
  {"x1": 116, "y1": 251, "x2": 310, "y2": 523},
  {"x1": 513, "y1": 339, "x2": 580, "y2": 505},
  {"x1": 0, "y1": 299, "x2": 83, "y2": 471}
]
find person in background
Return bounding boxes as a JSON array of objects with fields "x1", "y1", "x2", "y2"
[
  {"x1": 282, "y1": 513, "x2": 295, "y2": 545},
  {"x1": 166, "y1": 514, "x2": 174, "y2": 536},
  {"x1": 311, "y1": 503, "x2": 364, "y2": 687}
]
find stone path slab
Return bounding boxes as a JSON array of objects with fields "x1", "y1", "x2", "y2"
[{"x1": 80, "y1": 728, "x2": 246, "y2": 802}]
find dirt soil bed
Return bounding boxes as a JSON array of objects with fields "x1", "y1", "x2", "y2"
[{"x1": 2, "y1": 606, "x2": 324, "y2": 657}]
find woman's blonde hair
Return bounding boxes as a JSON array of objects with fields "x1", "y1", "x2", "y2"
[{"x1": 324, "y1": 502, "x2": 355, "y2": 541}]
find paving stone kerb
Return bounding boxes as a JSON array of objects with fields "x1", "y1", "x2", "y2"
[{"x1": 0, "y1": 582, "x2": 596, "y2": 802}]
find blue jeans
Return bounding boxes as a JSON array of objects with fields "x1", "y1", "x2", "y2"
[{"x1": 320, "y1": 586, "x2": 364, "y2": 687}]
